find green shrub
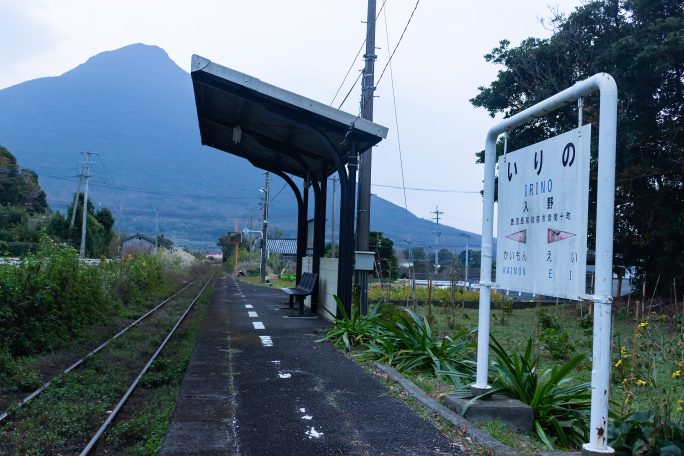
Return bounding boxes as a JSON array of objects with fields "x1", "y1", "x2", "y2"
[
  {"x1": 539, "y1": 327, "x2": 575, "y2": 360},
  {"x1": 488, "y1": 337, "x2": 590, "y2": 449},
  {"x1": 0, "y1": 238, "x2": 112, "y2": 356},
  {"x1": 610, "y1": 410, "x2": 684, "y2": 455},
  {"x1": 317, "y1": 295, "x2": 384, "y2": 351},
  {"x1": 539, "y1": 309, "x2": 561, "y2": 330},
  {"x1": 364, "y1": 308, "x2": 476, "y2": 378},
  {"x1": 279, "y1": 272, "x2": 296, "y2": 282}
]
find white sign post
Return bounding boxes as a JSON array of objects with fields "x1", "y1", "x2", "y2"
[
  {"x1": 474, "y1": 74, "x2": 617, "y2": 455},
  {"x1": 497, "y1": 125, "x2": 591, "y2": 299}
]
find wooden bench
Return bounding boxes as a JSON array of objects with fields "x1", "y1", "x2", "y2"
[{"x1": 281, "y1": 272, "x2": 317, "y2": 315}]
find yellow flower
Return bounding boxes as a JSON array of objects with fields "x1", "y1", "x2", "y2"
[
  {"x1": 638, "y1": 321, "x2": 648, "y2": 329},
  {"x1": 673, "y1": 370, "x2": 682, "y2": 379},
  {"x1": 614, "y1": 359, "x2": 623, "y2": 368},
  {"x1": 620, "y1": 346, "x2": 627, "y2": 357},
  {"x1": 636, "y1": 379, "x2": 647, "y2": 386}
]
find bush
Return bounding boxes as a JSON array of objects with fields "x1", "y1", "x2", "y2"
[
  {"x1": 364, "y1": 308, "x2": 476, "y2": 379},
  {"x1": 317, "y1": 296, "x2": 384, "y2": 352},
  {"x1": 487, "y1": 337, "x2": 590, "y2": 449},
  {"x1": 279, "y1": 272, "x2": 296, "y2": 282},
  {"x1": 0, "y1": 239, "x2": 112, "y2": 357},
  {"x1": 539, "y1": 328, "x2": 575, "y2": 359},
  {"x1": 610, "y1": 410, "x2": 684, "y2": 455},
  {"x1": 0, "y1": 240, "x2": 177, "y2": 364}
]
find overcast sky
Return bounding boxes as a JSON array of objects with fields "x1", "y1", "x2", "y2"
[{"x1": 0, "y1": 0, "x2": 585, "y2": 234}]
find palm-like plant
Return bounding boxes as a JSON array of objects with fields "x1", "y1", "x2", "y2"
[
  {"x1": 317, "y1": 295, "x2": 383, "y2": 352},
  {"x1": 489, "y1": 336, "x2": 591, "y2": 449},
  {"x1": 364, "y1": 308, "x2": 475, "y2": 378}
]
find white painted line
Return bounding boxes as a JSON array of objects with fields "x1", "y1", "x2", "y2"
[
  {"x1": 252, "y1": 321, "x2": 265, "y2": 330},
  {"x1": 302, "y1": 415, "x2": 313, "y2": 420},
  {"x1": 299, "y1": 408, "x2": 306, "y2": 413},
  {"x1": 248, "y1": 311, "x2": 259, "y2": 318},
  {"x1": 271, "y1": 360, "x2": 281, "y2": 365},
  {"x1": 245, "y1": 304, "x2": 254, "y2": 309},
  {"x1": 259, "y1": 336, "x2": 273, "y2": 347},
  {"x1": 278, "y1": 372, "x2": 292, "y2": 379}
]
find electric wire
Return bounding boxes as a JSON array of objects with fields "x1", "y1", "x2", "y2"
[
  {"x1": 383, "y1": 4, "x2": 410, "y2": 228},
  {"x1": 359, "y1": 0, "x2": 421, "y2": 113},
  {"x1": 372, "y1": 183, "x2": 480, "y2": 193},
  {"x1": 330, "y1": 0, "x2": 388, "y2": 107},
  {"x1": 382, "y1": 2, "x2": 416, "y2": 303}
]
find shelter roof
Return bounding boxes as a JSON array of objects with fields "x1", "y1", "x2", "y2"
[{"x1": 191, "y1": 55, "x2": 388, "y2": 179}]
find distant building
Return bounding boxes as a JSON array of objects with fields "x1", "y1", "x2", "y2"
[
  {"x1": 266, "y1": 238, "x2": 297, "y2": 258},
  {"x1": 120, "y1": 234, "x2": 155, "y2": 256},
  {"x1": 205, "y1": 252, "x2": 223, "y2": 260}
]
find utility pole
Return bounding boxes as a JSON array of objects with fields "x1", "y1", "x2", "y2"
[
  {"x1": 79, "y1": 150, "x2": 95, "y2": 259},
  {"x1": 431, "y1": 206, "x2": 443, "y2": 274},
  {"x1": 356, "y1": 0, "x2": 378, "y2": 314},
  {"x1": 462, "y1": 233, "x2": 470, "y2": 288},
  {"x1": 155, "y1": 208, "x2": 159, "y2": 251},
  {"x1": 234, "y1": 221, "x2": 240, "y2": 276},
  {"x1": 260, "y1": 172, "x2": 270, "y2": 283},
  {"x1": 69, "y1": 172, "x2": 83, "y2": 228},
  {"x1": 331, "y1": 176, "x2": 337, "y2": 258},
  {"x1": 248, "y1": 214, "x2": 253, "y2": 265}
]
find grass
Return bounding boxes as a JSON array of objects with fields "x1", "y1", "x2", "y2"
[
  {"x1": 102, "y1": 288, "x2": 212, "y2": 455},
  {"x1": 480, "y1": 419, "x2": 546, "y2": 456},
  {"x1": 0, "y1": 277, "x2": 214, "y2": 455},
  {"x1": 240, "y1": 274, "x2": 294, "y2": 289}
]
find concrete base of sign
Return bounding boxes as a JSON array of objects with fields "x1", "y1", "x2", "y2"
[
  {"x1": 443, "y1": 394, "x2": 533, "y2": 434},
  {"x1": 470, "y1": 385, "x2": 493, "y2": 396},
  {"x1": 537, "y1": 452, "x2": 581, "y2": 456},
  {"x1": 581, "y1": 444, "x2": 615, "y2": 455}
]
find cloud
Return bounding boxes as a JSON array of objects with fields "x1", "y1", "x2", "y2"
[{"x1": 0, "y1": 0, "x2": 57, "y2": 88}]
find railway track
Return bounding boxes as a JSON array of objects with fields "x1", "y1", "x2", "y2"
[{"x1": 0, "y1": 271, "x2": 217, "y2": 455}]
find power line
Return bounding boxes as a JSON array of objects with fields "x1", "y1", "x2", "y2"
[
  {"x1": 358, "y1": 0, "x2": 421, "y2": 114},
  {"x1": 330, "y1": 0, "x2": 388, "y2": 107},
  {"x1": 25, "y1": 169, "x2": 259, "y2": 201},
  {"x1": 375, "y1": 0, "x2": 420, "y2": 88},
  {"x1": 372, "y1": 183, "x2": 480, "y2": 193},
  {"x1": 383, "y1": 4, "x2": 410, "y2": 229}
]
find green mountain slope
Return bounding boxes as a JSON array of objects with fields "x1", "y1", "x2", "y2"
[{"x1": 0, "y1": 43, "x2": 480, "y2": 252}]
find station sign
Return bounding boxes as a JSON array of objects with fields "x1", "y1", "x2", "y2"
[{"x1": 496, "y1": 125, "x2": 591, "y2": 300}]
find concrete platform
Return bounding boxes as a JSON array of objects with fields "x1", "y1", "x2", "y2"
[
  {"x1": 444, "y1": 394, "x2": 534, "y2": 434},
  {"x1": 161, "y1": 275, "x2": 465, "y2": 456}
]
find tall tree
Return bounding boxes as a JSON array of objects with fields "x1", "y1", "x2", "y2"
[
  {"x1": 370, "y1": 231, "x2": 399, "y2": 279},
  {"x1": 472, "y1": 0, "x2": 684, "y2": 294}
]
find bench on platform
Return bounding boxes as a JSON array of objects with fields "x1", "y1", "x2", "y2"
[{"x1": 281, "y1": 272, "x2": 317, "y2": 314}]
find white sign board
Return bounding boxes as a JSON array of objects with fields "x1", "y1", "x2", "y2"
[{"x1": 496, "y1": 125, "x2": 590, "y2": 299}]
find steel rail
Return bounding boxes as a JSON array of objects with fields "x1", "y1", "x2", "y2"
[
  {"x1": 0, "y1": 273, "x2": 208, "y2": 422},
  {"x1": 79, "y1": 272, "x2": 216, "y2": 455}
]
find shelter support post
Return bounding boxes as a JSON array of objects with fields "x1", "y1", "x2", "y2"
[
  {"x1": 312, "y1": 174, "x2": 327, "y2": 313},
  {"x1": 273, "y1": 171, "x2": 305, "y2": 283},
  {"x1": 474, "y1": 73, "x2": 617, "y2": 454}
]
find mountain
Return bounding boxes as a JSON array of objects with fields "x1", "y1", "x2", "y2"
[{"x1": 0, "y1": 43, "x2": 480, "y2": 253}]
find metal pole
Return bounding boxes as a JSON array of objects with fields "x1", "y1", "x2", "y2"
[
  {"x1": 356, "y1": 0, "x2": 377, "y2": 314},
  {"x1": 235, "y1": 221, "x2": 239, "y2": 276},
  {"x1": 155, "y1": 209, "x2": 159, "y2": 251},
  {"x1": 331, "y1": 176, "x2": 337, "y2": 258},
  {"x1": 465, "y1": 234, "x2": 469, "y2": 288},
  {"x1": 432, "y1": 206, "x2": 443, "y2": 274},
  {"x1": 472, "y1": 73, "x2": 617, "y2": 454},
  {"x1": 260, "y1": 172, "x2": 270, "y2": 283},
  {"x1": 69, "y1": 174, "x2": 82, "y2": 228},
  {"x1": 79, "y1": 151, "x2": 93, "y2": 259}
]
